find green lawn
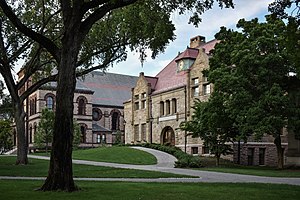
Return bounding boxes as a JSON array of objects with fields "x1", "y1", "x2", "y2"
[
  {"x1": 34, "y1": 146, "x2": 157, "y2": 165},
  {"x1": 0, "y1": 156, "x2": 191, "y2": 178},
  {"x1": 197, "y1": 156, "x2": 300, "y2": 177},
  {"x1": 0, "y1": 180, "x2": 299, "y2": 200}
]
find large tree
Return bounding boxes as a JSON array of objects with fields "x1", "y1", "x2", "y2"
[
  {"x1": 0, "y1": 11, "x2": 58, "y2": 165},
  {"x1": 0, "y1": 0, "x2": 234, "y2": 191},
  {"x1": 208, "y1": 16, "x2": 300, "y2": 169}
]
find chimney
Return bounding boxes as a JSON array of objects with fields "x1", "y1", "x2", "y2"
[{"x1": 190, "y1": 35, "x2": 206, "y2": 48}]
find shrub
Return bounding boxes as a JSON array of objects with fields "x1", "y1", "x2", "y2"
[{"x1": 133, "y1": 143, "x2": 202, "y2": 168}]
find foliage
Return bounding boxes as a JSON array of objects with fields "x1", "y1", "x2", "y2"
[
  {"x1": 0, "y1": 120, "x2": 13, "y2": 154},
  {"x1": 72, "y1": 120, "x2": 81, "y2": 150},
  {"x1": 114, "y1": 130, "x2": 123, "y2": 145},
  {"x1": 180, "y1": 93, "x2": 238, "y2": 166},
  {"x1": 208, "y1": 15, "x2": 300, "y2": 168},
  {"x1": 34, "y1": 109, "x2": 55, "y2": 153},
  {"x1": 135, "y1": 143, "x2": 202, "y2": 168},
  {"x1": 0, "y1": 92, "x2": 13, "y2": 120},
  {"x1": 34, "y1": 110, "x2": 81, "y2": 151}
]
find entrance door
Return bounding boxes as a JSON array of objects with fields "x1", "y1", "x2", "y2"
[{"x1": 161, "y1": 126, "x2": 175, "y2": 146}]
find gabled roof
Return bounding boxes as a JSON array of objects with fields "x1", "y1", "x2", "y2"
[
  {"x1": 78, "y1": 71, "x2": 138, "y2": 107},
  {"x1": 175, "y1": 48, "x2": 199, "y2": 62}
]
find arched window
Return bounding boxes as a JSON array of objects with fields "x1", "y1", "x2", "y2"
[
  {"x1": 110, "y1": 109, "x2": 121, "y2": 131},
  {"x1": 46, "y1": 96, "x2": 54, "y2": 110},
  {"x1": 45, "y1": 93, "x2": 55, "y2": 111},
  {"x1": 92, "y1": 108, "x2": 102, "y2": 121},
  {"x1": 77, "y1": 96, "x2": 87, "y2": 115},
  {"x1": 111, "y1": 112, "x2": 119, "y2": 130}
]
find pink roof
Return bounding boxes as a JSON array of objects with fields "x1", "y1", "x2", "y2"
[
  {"x1": 145, "y1": 76, "x2": 158, "y2": 90},
  {"x1": 149, "y1": 38, "x2": 218, "y2": 95},
  {"x1": 175, "y1": 48, "x2": 199, "y2": 61},
  {"x1": 200, "y1": 39, "x2": 219, "y2": 54},
  {"x1": 153, "y1": 58, "x2": 187, "y2": 94}
]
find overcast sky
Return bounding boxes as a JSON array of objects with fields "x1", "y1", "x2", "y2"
[{"x1": 107, "y1": 0, "x2": 274, "y2": 77}]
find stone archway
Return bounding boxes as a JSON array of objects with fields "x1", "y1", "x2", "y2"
[{"x1": 161, "y1": 126, "x2": 175, "y2": 146}]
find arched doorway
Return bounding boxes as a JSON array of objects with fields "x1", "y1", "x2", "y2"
[{"x1": 161, "y1": 126, "x2": 175, "y2": 146}]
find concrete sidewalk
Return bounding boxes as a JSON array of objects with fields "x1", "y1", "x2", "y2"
[{"x1": 2, "y1": 147, "x2": 300, "y2": 186}]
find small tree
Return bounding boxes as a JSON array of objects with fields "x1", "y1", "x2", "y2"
[
  {"x1": 72, "y1": 120, "x2": 81, "y2": 150},
  {"x1": 0, "y1": 120, "x2": 13, "y2": 154},
  {"x1": 34, "y1": 109, "x2": 55, "y2": 153},
  {"x1": 181, "y1": 93, "x2": 238, "y2": 166}
]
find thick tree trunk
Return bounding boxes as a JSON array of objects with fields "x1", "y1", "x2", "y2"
[
  {"x1": 14, "y1": 102, "x2": 28, "y2": 165},
  {"x1": 274, "y1": 134, "x2": 284, "y2": 169},
  {"x1": 40, "y1": 30, "x2": 80, "y2": 191}
]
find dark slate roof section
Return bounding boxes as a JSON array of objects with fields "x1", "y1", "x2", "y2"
[
  {"x1": 77, "y1": 71, "x2": 138, "y2": 107},
  {"x1": 40, "y1": 80, "x2": 94, "y2": 94},
  {"x1": 92, "y1": 123, "x2": 112, "y2": 132}
]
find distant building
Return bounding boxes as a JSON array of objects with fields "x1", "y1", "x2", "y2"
[
  {"x1": 17, "y1": 70, "x2": 138, "y2": 147},
  {"x1": 124, "y1": 35, "x2": 300, "y2": 167}
]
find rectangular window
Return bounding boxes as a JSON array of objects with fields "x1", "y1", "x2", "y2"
[
  {"x1": 141, "y1": 100, "x2": 146, "y2": 109},
  {"x1": 141, "y1": 123, "x2": 146, "y2": 141},
  {"x1": 203, "y1": 84, "x2": 211, "y2": 95},
  {"x1": 193, "y1": 78, "x2": 199, "y2": 85},
  {"x1": 134, "y1": 94, "x2": 139, "y2": 100},
  {"x1": 166, "y1": 100, "x2": 170, "y2": 115},
  {"x1": 172, "y1": 98, "x2": 177, "y2": 114},
  {"x1": 97, "y1": 134, "x2": 101, "y2": 143},
  {"x1": 142, "y1": 93, "x2": 146, "y2": 98},
  {"x1": 102, "y1": 134, "x2": 106, "y2": 144},
  {"x1": 202, "y1": 146, "x2": 209, "y2": 154},
  {"x1": 134, "y1": 102, "x2": 139, "y2": 110},
  {"x1": 193, "y1": 87, "x2": 199, "y2": 97},
  {"x1": 259, "y1": 148, "x2": 265, "y2": 165},
  {"x1": 247, "y1": 148, "x2": 254, "y2": 166},
  {"x1": 191, "y1": 147, "x2": 198, "y2": 155},
  {"x1": 134, "y1": 125, "x2": 139, "y2": 141},
  {"x1": 160, "y1": 101, "x2": 164, "y2": 116},
  {"x1": 203, "y1": 75, "x2": 208, "y2": 82}
]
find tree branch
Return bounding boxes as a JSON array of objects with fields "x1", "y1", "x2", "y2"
[
  {"x1": 20, "y1": 74, "x2": 58, "y2": 102},
  {"x1": 79, "y1": 0, "x2": 138, "y2": 40},
  {"x1": 0, "y1": 0, "x2": 61, "y2": 61}
]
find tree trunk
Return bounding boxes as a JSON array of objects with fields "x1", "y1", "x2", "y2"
[
  {"x1": 14, "y1": 102, "x2": 28, "y2": 165},
  {"x1": 39, "y1": 29, "x2": 80, "y2": 191},
  {"x1": 216, "y1": 154, "x2": 220, "y2": 167},
  {"x1": 274, "y1": 134, "x2": 284, "y2": 169}
]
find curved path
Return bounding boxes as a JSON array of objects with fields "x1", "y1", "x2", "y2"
[{"x1": 1, "y1": 147, "x2": 300, "y2": 186}]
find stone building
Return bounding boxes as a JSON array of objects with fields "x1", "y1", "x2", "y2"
[
  {"x1": 124, "y1": 35, "x2": 300, "y2": 167},
  {"x1": 124, "y1": 36, "x2": 215, "y2": 155},
  {"x1": 18, "y1": 70, "x2": 138, "y2": 147}
]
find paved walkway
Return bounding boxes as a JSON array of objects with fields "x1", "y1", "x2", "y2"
[{"x1": 1, "y1": 147, "x2": 300, "y2": 186}]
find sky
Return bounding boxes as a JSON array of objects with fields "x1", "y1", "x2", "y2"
[
  {"x1": 1, "y1": 0, "x2": 274, "y2": 91},
  {"x1": 106, "y1": 0, "x2": 274, "y2": 77}
]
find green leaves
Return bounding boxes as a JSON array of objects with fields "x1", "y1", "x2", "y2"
[{"x1": 0, "y1": 120, "x2": 13, "y2": 153}]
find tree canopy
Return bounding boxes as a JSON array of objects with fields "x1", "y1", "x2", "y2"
[{"x1": 207, "y1": 15, "x2": 300, "y2": 169}]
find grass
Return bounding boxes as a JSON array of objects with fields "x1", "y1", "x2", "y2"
[
  {"x1": 196, "y1": 156, "x2": 300, "y2": 177},
  {"x1": 0, "y1": 180, "x2": 299, "y2": 200},
  {"x1": 0, "y1": 156, "x2": 191, "y2": 178},
  {"x1": 34, "y1": 146, "x2": 157, "y2": 165}
]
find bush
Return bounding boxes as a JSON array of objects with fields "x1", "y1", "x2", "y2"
[{"x1": 133, "y1": 143, "x2": 202, "y2": 168}]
